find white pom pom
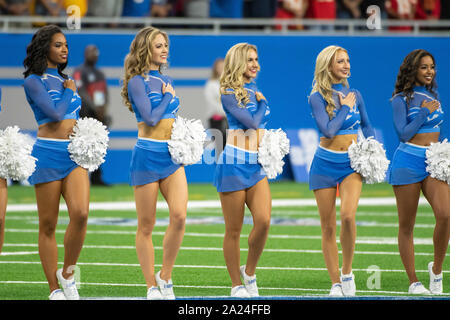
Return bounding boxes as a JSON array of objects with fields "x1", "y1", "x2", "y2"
[
  {"x1": 168, "y1": 116, "x2": 207, "y2": 165},
  {"x1": 257, "y1": 129, "x2": 290, "y2": 179},
  {"x1": 0, "y1": 126, "x2": 36, "y2": 181},
  {"x1": 348, "y1": 136, "x2": 390, "y2": 184},
  {"x1": 425, "y1": 139, "x2": 450, "y2": 184},
  {"x1": 68, "y1": 117, "x2": 109, "y2": 172}
]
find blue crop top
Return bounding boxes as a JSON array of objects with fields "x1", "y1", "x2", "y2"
[
  {"x1": 391, "y1": 86, "x2": 444, "y2": 142},
  {"x1": 127, "y1": 70, "x2": 179, "y2": 126},
  {"x1": 24, "y1": 68, "x2": 81, "y2": 126},
  {"x1": 221, "y1": 81, "x2": 270, "y2": 130},
  {"x1": 309, "y1": 83, "x2": 375, "y2": 139}
]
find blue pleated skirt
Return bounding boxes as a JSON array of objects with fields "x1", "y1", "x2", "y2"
[
  {"x1": 28, "y1": 138, "x2": 78, "y2": 185},
  {"x1": 309, "y1": 146, "x2": 355, "y2": 190},
  {"x1": 129, "y1": 138, "x2": 181, "y2": 186},
  {"x1": 388, "y1": 142, "x2": 428, "y2": 185},
  {"x1": 213, "y1": 144, "x2": 266, "y2": 192}
]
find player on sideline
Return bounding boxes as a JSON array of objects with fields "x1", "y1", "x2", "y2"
[
  {"x1": 308, "y1": 45, "x2": 376, "y2": 296},
  {"x1": 121, "y1": 26, "x2": 186, "y2": 300},
  {"x1": 23, "y1": 25, "x2": 88, "y2": 300},
  {"x1": 389, "y1": 49, "x2": 449, "y2": 295},
  {"x1": 213, "y1": 43, "x2": 271, "y2": 298}
]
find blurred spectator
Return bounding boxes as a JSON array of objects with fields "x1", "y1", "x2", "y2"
[
  {"x1": 184, "y1": 0, "x2": 209, "y2": 18},
  {"x1": 415, "y1": 0, "x2": 440, "y2": 20},
  {"x1": 210, "y1": 0, "x2": 243, "y2": 18},
  {"x1": 204, "y1": 58, "x2": 227, "y2": 154},
  {"x1": 441, "y1": 0, "x2": 449, "y2": 19},
  {"x1": 0, "y1": 0, "x2": 31, "y2": 15},
  {"x1": 73, "y1": 45, "x2": 110, "y2": 186},
  {"x1": 88, "y1": 0, "x2": 123, "y2": 18},
  {"x1": 122, "y1": 0, "x2": 151, "y2": 17},
  {"x1": 415, "y1": 0, "x2": 440, "y2": 31},
  {"x1": 275, "y1": 0, "x2": 309, "y2": 30},
  {"x1": 386, "y1": 0, "x2": 417, "y2": 31},
  {"x1": 244, "y1": 0, "x2": 277, "y2": 18},
  {"x1": 360, "y1": 0, "x2": 387, "y2": 20},
  {"x1": 151, "y1": 0, "x2": 174, "y2": 17},
  {"x1": 0, "y1": 0, "x2": 31, "y2": 28},
  {"x1": 32, "y1": 0, "x2": 65, "y2": 16},
  {"x1": 305, "y1": 0, "x2": 337, "y2": 31},
  {"x1": 29, "y1": 0, "x2": 64, "y2": 28},
  {"x1": 337, "y1": 0, "x2": 362, "y2": 19},
  {"x1": 87, "y1": 0, "x2": 123, "y2": 28},
  {"x1": 63, "y1": 0, "x2": 88, "y2": 17}
]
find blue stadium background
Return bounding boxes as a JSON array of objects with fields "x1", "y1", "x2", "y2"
[{"x1": 0, "y1": 33, "x2": 449, "y2": 184}]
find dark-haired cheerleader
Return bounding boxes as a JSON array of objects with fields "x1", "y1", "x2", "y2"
[
  {"x1": 23, "y1": 25, "x2": 88, "y2": 300},
  {"x1": 389, "y1": 49, "x2": 449, "y2": 295}
]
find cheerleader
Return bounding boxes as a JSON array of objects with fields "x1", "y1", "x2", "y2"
[
  {"x1": 214, "y1": 43, "x2": 271, "y2": 298},
  {"x1": 308, "y1": 45, "x2": 376, "y2": 296},
  {"x1": 23, "y1": 25, "x2": 87, "y2": 300},
  {"x1": 121, "y1": 27, "x2": 186, "y2": 300},
  {"x1": 0, "y1": 88, "x2": 6, "y2": 254},
  {"x1": 389, "y1": 49, "x2": 449, "y2": 295}
]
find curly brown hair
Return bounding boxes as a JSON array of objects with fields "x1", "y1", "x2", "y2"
[
  {"x1": 23, "y1": 25, "x2": 68, "y2": 79},
  {"x1": 392, "y1": 49, "x2": 438, "y2": 104}
]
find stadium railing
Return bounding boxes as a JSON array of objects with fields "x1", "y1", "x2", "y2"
[{"x1": 1, "y1": 16, "x2": 450, "y2": 35}]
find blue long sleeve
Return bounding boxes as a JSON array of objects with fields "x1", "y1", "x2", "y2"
[
  {"x1": 354, "y1": 90, "x2": 376, "y2": 139},
  {"x1": 24, "y1": 76, "x2": 74, "y2": 122},
  {"x1": 128, "y1": 76, "x2": 174, "y2": 127},
  {"x1": 221, "y1": 93, "x2": 267, "y2": 130},
  {"x1": 392, "y1": 95, "x2": 430, "y2": 142},
  {"x1": 309, "y1": 93, "x2": 351, "y2": 138}
]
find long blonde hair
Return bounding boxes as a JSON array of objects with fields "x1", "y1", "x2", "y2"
[
  {"x1": 121, "y1": 26, "x2": 169, "y2": 112},
  {"x1": 310, "y1": 45, "x2": 350, "y2": 119},
  {"x1": 220, "y1": 43, "x2": 260, "y2": 107}
]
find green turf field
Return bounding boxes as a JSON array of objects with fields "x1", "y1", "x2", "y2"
[{"x1": 0, "y1": 182, "x2": 449, "y2": 300}]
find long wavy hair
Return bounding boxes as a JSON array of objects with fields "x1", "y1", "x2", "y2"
[
  {"x1": 310, "y1": 45, "x2": 350, "y2": 119},
  {"x1": 23, "y1": 24, "x2": 68, "y2": 79},
  {"x1": 392, "y1": 49, "x2": 438, "y2": 104},
  {"x1": 121, "y1": 26, "x2": 169, "y2": 112},
  {"x1": 220, "y1": 43, "x2": 260, "y2": 108}
]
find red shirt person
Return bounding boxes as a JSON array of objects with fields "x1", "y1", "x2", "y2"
[{"x1": 386, "y1": 0, "x2": 417, "y2": 31}]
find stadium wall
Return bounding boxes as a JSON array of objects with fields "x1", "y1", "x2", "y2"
[{"x1": 0, "y1": 33, "x2": 449, "y2": 184}]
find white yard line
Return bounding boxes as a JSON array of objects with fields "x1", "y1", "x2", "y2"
[
  {"x1": 1, "y1": 260, "x2": 449, "y2": 274},
  {"x1": 4, "y1": 280, "x2": 448, "y2": 297},
  {"x1": 2, "y1": 243, "x2": 444, "y2": 256},
  {"x1": 5, "y1": 197, "x2": 432, "y2": 212},
  {"x1": 2, "y1": 229, "x2": 441, "y2": 245}
]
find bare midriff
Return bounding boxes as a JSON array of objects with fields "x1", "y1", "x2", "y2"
[
  {"x1": 37, "y1": 119, "x2": 76, "y2": 139},
  {"x1": 138, "y1": 118, "x2": 175, "y2": 140},
  {"x1": 408, "y1": 132, "x2": 440, "y2": 146},
  {"x1": 319, "y1": 134, "x2": 358, "y2": 152},
  {"x1": 226, "y1": 129, "x2": 265, "y2": 152}
]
